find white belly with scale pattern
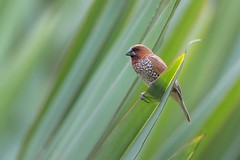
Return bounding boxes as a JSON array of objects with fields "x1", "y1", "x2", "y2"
[{"x1": 133, "y1": 58, "x2": 159, "y2": 85}]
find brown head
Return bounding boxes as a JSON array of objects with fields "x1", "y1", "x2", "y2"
[{"x1": 126, "y1": 44, "x2": 153, "y2": 63}]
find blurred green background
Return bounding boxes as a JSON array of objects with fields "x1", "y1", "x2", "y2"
[{"x1": 0, "y1": 0, "x2": 240, "y2": 159}]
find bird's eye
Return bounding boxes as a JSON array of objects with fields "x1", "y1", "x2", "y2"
[{"x1": 134, "y1": 47, "x2": 140, "y2": 51}]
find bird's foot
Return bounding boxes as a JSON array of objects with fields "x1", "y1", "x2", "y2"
[{"x1": 140, "y1": 92, "x2": 151, "y2": 103}]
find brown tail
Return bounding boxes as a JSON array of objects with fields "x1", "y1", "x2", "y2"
[
  {"x1": 171, "y1": 82, "x2": 191, "y2": 123},
  {"x1": 177, "y1": 95, "x2": 191, "y2": 123}
]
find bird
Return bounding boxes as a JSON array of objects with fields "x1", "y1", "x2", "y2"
[{"x1": 126, "y1": 44, "x2": 191, "y2": 122}]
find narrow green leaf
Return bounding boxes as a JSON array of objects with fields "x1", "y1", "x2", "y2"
[
  {"x1": 1, "y1": 0, "x2": 240, "y2": 159},
  {"x1": 36, "y1": 0, "x2": 181, "y2": 159},
  {"x1": 168, "y1": 133, "x2": 205, "y2": 160},
  {"x1": 144, "y1": 54, "x2": 185, "y2": 101},
  {"x1": 196, "y1": 79, "x2": 240, "y2": 160},
  {"x1": 95, "y1": 53, "x2": 185, "y2": 159},
  {"x1": 122, "y1": 53, "x2": 185, "y2": 159},
  {"x1": 143, "y1": 0, "x2": 180, "y2": 50},
  {"x1": 153, "y1": 57, "x2": 240, "y2": 160}
]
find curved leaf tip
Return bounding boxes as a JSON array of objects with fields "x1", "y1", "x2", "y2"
[{"x1": 143, "y1": 53, "x2": 186, "y2": 102}]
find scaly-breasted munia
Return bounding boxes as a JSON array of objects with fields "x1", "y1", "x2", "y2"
[{"x1": 126, "y1": 44, "x2": 191, "y2": 122}]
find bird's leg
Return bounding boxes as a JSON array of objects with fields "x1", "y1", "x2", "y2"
[{"x1": 140, "y1": 92, "x2": 151, "y2": 103}]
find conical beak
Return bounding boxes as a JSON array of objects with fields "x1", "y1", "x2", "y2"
[{"x1": 126, "y1": 48, "x2": 136, "y2": 56}]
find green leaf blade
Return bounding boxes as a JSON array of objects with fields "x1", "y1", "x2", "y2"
[{"x1": 96, "y1": 53, "x2": 185, "y2": 159}]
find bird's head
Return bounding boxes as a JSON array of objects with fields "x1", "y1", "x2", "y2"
[{"x1": 126, "y1": 44, "x2": 152, "y2": 60}]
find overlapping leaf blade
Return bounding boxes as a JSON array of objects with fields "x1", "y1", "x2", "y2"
[
  {"x1": 122, "y1": 54, "x2": 185, "y2": 160},
  {"x1": 17, "y1": 0, "x2": 181, "y2": 159},
  {"x1": 1, "y1": 0, "x2": 240, "y2": 159},
  {"x1": 168, "y1": 133, "x2": 205, "y2": 160}
]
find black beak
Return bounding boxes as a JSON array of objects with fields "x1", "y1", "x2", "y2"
[{"x1": 126, "y1": 48, "x2": 136, "y2": 56}]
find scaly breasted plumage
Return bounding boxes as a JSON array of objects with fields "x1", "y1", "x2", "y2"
[{"x1": 126, "y1": 44, "x2": 191, "y2": 122}]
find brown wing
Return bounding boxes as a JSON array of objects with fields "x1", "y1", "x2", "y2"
[{"x1": 148, "y1": 55, "x2": 168, "y2": 75}]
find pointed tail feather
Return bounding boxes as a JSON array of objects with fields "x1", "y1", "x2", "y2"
[
  {"x1": 170, "y1": 83, "x2": 191, "y2": 123},
  {"x1": 178, "y1": 97, "x2": 191, "y2": 123}
]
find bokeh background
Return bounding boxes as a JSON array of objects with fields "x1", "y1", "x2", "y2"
[{"x1": 0, "y1": 0, "x2": 240, "y2": 159}]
